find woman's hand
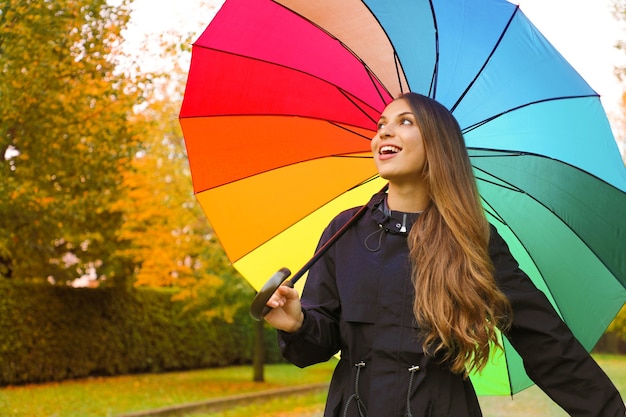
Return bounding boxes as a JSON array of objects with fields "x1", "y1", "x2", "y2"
[{"x1": 263, "y1": 284, "x2": 304, "y2": 333}]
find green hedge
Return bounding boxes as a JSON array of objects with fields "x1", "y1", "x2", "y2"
[{"x1": 0, "y1": 280, "x2": 282, "y2": 386}]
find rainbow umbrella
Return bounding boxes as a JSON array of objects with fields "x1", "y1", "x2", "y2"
[{"x1": 179, "y1": 0, "x2": 626, "y2": 395}]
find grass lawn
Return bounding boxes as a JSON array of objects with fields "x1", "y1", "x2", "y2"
[
  {"x1": 0, "y1": 361, "x2": 335, "y2": 417},
  {"x1": 479, "y1": 355, "x2": 626, "y2": 417},
  {"x1": 194, "y1": 355, "x2": 626, "y2": 417},
  {"x1": 0, "y1": 355, "x2": 623, "y2": 417}
]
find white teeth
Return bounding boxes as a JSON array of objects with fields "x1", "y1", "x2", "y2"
[{"x1": 380, "y1": 145, "x2": 401, "y2": 154}]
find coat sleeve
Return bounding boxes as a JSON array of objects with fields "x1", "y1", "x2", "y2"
[
  {"x1": 490, "y1": 228, "x2": 625, "y2": 417},
  {"x1": 276, "y1": 214, "x2": 346, "y2": 368}
]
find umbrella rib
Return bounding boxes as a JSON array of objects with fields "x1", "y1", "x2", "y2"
[
  {"x1": 181, "y1": 113, "x2": 377, "y2": 150},
  {"x1": 427, "y1": 0, "x2": 440, "y2": 99},
  {"x1": 193, "y1": 152, "x2": 374, "y2": 194},
  {"x1": 469, "y1": 149, "x2": 523, "y2": 158},
  {"x1": 480, "y1": 192, "x2": 566, "y2": 337},
  {"x1": 268, "y1": 1, "x2": 394, "y2": 108},
  {"x1": 480, "y1": 196, "x2": 507, "y2": 226},
  {"x1": 327, "y1": 120, "x2": 374, "y2": 141},
  {"x1": 362, "y1": 53, "x2": 395, "y2": 106},
  {"x1": 488, "y1": 205, "x2": 561, "y2": 324},
  {"x1": 347, "y1": 1, "x2": 409, "y2": 97},
  {"x1": 181, "y1": 112, "x2": 377, "y2": 134},
  {"x1": 469, "y1": 147, "x2": 626, "y2": 199},
  {"x1": 335, "y1": 88, "x2": 380, "y2": 126},
  {"x1": 450, "y1": 5, "x2": 519, "y2": 113},
  {"x1": 232, "y1": 175, "x2": 382, "y2": 262},
  {"x1": 394, "y1": 51, "x2": 406, "y2": 96},
  {"x1": 461, "y1": 94, "x2": 599, "y2": 134},
  {"x1": 475, "y1": 151, "x2": 626, "y2": 319},
  {"x1": 352, "y1": 1, "x2": 433, "y2": 98},
  {"x1": 334, "y1": 154, "x2": 373, "y2": 159},
  {"x1": 480, "y1": 195, "x2": 561, "y2": 332},
  {"x1": 501, "y1": 337, "x2": 515, "y2": 398},
  {"x1": 474, "y1": 173, "x2": 523, "y2": 194},
  {"x1": 189, "y1": 44, "x2": 385, "y2": 116}
]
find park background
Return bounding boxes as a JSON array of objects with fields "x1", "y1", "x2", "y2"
[{"x1": 1, "y1": 0, "x2": 626, "y2": 415}]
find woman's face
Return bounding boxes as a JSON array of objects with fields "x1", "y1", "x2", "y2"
[{"x1": 371, "y1": 98, "x2": 427, "y2": 185}]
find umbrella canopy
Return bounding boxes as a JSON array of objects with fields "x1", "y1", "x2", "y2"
[{"x1": 179, "y1": 0, "x2": 626, "y2": 395}]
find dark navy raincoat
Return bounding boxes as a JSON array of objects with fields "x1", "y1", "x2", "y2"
[{"x1": 278, "y1": 191, "x2": 625, "y2": 417}]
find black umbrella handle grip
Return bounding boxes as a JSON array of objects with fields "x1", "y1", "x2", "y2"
[{"x1": 249, "y1": 267, "x2": 293, "y2": 321}]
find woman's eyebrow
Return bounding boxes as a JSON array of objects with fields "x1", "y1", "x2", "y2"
[{"x1": 379, "y1": 111, "x2": 413, "y2": 120}]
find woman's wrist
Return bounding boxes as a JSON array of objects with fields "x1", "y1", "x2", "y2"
[{"x1": 285, "y1": 309, "x2": 305, "y2": 333}]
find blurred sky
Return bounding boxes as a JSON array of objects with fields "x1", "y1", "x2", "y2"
[
  {"x1": 520, "y1": 0, "x2": 625, "y2": 150},
  {"x1": 124, "y1": 0, "x2": 626, "y2": 154}
]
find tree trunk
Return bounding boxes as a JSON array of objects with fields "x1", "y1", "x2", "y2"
[{"x1": 253, "y1": 318, "x2": 265, "y2": 382}]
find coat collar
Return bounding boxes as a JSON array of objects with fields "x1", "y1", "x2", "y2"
[{"x1": 368, "y1": 191, "x2": 421, "y2": 236}]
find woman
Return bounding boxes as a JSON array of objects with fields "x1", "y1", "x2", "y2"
[{"x1": 264, "y1": 93, "x2": 625, "y2": 416}]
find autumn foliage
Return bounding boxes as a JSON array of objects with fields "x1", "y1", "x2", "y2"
[
  {"x1": 0, "y1": 0, "x2": 257, "y2": 378},
  {"x1": 1, "y1": 0, "x2": 142, "y2": 283},
  {"x1": 0, "y1": 0, "x2": 243, "y2": 297}
]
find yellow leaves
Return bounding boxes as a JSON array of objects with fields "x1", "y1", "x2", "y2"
[
  {"x1": 0, "y1": 0, "x2": 146, "y2": 282},
  {"x1": 608, "y1": 305, "x2": 626, "y2": 333},
  {"x1": 114, "y1": 99, "x2": 213, "y2": 288},
  {"x1": 34, "y1": 196, "x2": 56, "y2": 208},
  {"x1": 10, "y1": 188, "x2": 27, "y2": 200}
]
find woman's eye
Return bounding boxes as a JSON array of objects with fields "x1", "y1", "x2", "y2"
[
  {"x1": 377, "y1": 122, "x2": 386, "y2": 130},
  {"x1": 400, "y1": 118, "x2": 412, "y2": 125}
]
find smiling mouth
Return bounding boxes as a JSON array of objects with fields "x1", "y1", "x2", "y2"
[{"x1": 380, "y1": 145, "x2": 401, "y2": 155}]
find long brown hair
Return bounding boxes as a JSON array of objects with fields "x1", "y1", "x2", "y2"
[{"x1": 402, "y1": 93, "x2": 512, "y2": 375}]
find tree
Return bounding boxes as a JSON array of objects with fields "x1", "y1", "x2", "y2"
[
  {"x1": 0, "y1": 0, "x2": 145, "y2": 284},
  {"x1": 114, "y1": 50, "x2": 262, "y2": 369},
  {"x1": 0, "y1": 0, "x2": 269, "y2": 377},
  {"x1": 600, "y1": 1, "x2": 626, "y2": 347},
  {"x1": 616, "y1": 92, "x2": 626, "y2": 165},
  {"x1": 112, "y1": 97, "x2": 213, "y2": 287},
  {"x1": 253, "y1": 319, "x2": 266, "y2": 382},
  {"x1": 110, "y1": 0, "x2": 264, "y2": 373},
  {"x1": 109, "y1": 9, "x2": 256, "y2": 309},
  {"x1": 612, "y1": 0, "x2": 626, "y2": 162}
]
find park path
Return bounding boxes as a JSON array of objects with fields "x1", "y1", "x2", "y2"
[{"x1": 116, "y1": 383, "x2": 328, "y2": 417}]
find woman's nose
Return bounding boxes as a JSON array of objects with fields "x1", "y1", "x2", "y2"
[{"x1": 378, "y1": 124, "x2": 393, "y2": 138}]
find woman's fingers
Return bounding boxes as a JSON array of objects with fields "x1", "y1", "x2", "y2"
[
  {"x1": 263, "y1": 285, "x2": 303, "y2": 332},
  {"x1": 266, "y1": 284, "x2": 296, "y2": 307}
]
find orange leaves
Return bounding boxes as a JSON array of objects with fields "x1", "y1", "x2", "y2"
[{"x1": 0, "y1": 0, "x2": 143, "y2": 283}]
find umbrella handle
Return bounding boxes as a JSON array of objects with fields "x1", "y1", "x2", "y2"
[
  {"x1": 249, "y1": 267, "x2": 293, "y2": 320},
  {"x1": 249, "y1": 185, "x2": 385, "y2": 321}
]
